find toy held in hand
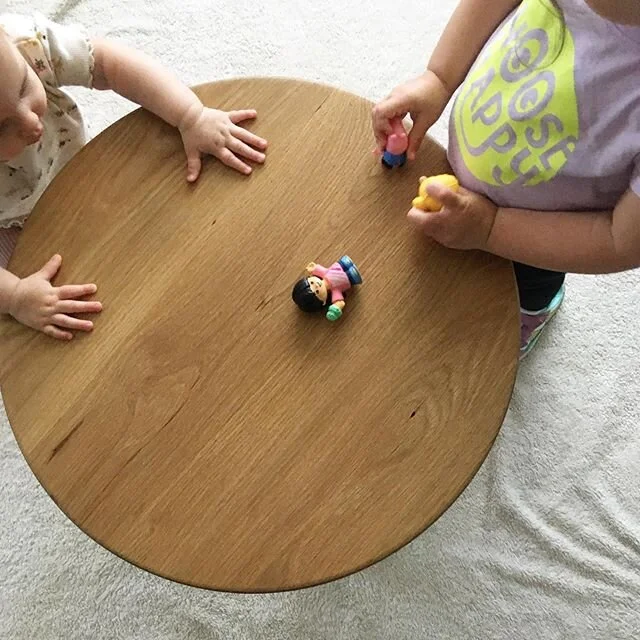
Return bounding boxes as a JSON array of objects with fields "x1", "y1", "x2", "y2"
[
  {"x1": 382, "y1": 117, "x2": 408, "y2": 169},
  {"x1": 412, "y1": 174, "x2": 460, "y2": 211},
  {"x1": 291, "y1": 255, "x2": 362, "y2": 322}
]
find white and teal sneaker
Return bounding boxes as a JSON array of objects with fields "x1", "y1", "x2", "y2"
[{"x1": 520, "y1": 285, "x2": 565, "y2": 360}]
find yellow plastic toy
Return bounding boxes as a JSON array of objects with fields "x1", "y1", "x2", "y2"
[{"x1": 412, "y1": 174, "x2": 460, "y2": 211}]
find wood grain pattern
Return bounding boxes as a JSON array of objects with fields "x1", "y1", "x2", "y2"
[{"x1": 0, "y1": 78, "x2": 519, "y2": 592}]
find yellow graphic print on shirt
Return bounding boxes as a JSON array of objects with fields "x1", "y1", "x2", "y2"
[{"x1": 453, "y1": 0, "x2": 579, "y2": 187}]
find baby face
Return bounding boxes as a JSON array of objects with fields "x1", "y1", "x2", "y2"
[{"x1": 0, "y1": 31, "x2": 47, "y2": 161}]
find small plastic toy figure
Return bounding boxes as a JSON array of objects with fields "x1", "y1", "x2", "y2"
[
  {"x1": 412, "y1": 174, "x2": 460, "y2": 211},
  {"x1": 381, "y1": 117, "x2": 408, "y2": 169},
  {"x1": 291, "y1": 255, "x2": 362, "y2": 322}
]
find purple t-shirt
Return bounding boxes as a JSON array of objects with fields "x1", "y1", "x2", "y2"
[{"x1": 448, "y1": 0, "x2": 640, "y2": 211}]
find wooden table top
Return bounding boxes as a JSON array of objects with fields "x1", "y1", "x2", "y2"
[{"x1": 0, "y1": 78, "x2": 519, "y2": 592}]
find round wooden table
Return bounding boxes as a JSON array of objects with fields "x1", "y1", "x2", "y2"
[{"x1": 0, "y1": 78, "x2": 519, "y2": 592}]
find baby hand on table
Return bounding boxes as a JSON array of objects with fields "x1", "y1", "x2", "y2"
[
  {"x1": 8, "y1": 255, "x2": 102, "y2": 341},
  {"x1": 179, "y1": 106, "x2": 268, "y2": 181},
  {"x1": 408, "y1": 183, "x2": 498, "y2": 251}
]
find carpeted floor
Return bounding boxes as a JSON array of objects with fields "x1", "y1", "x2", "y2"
[{"x1": 2, "y1": 1, "x2": 640, "y2": 638}]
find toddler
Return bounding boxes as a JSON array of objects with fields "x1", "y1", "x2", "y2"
[{"x1": 373, "y1": 0, "x2": 640, "y2": 358}]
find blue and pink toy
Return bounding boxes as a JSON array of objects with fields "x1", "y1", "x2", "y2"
[{"x1": 381, "y1": 117, "x2": 408, "y2": 169}]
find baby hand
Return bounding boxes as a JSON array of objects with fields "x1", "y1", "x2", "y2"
[
  {"x1": 407, "y1": 184, "x2": 498, "y2": 251},
  {"x1": 372, "y1": 71, "x2": 451, "y2": 160},
  {"x1": 179, "y1": 106, "x2": 268, "y2": 181},
  {"x1": 9, "y1": 255, "x2": 102, "y2": 341}
]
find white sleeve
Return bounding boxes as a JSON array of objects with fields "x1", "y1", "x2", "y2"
[{"x1": 1, "y1": 12, "x2": 94, "y2": 88}]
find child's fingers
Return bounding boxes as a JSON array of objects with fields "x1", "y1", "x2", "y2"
[
  {"x1": 216, "y1": 148, "x2": 252, "y2": 175},
  {"x1": 372, "y1": 96, "x2": 406, "y2": 125},
  {"x1": 425, "y1": 183, "x2": 460, "y2": 208},
  {"x1": 228, "y1": 138, "x2": 266, "y2": 164},
  {"x1": 406, "y1": 113, "x2": 432, "y2": 160},
  {"x1": 51, "y1": 314, "x2": 94, "y2": 332},
  {"x1": 372, "y1": 117, "x2": 393, "y2": 141},
  {"x1": 372, "y1": 101, "x2": 412, "y2": 156},
  {"x1": 407, "y1": 207, "x2": 430, "y2": 226},
  {"x1": 43, "y1": 325, "x2": 73, "y2": 341},
  {"x1": 186, "y1": 151, "x2": 202, "y2": 183},
  {"x1": 407, "y1": 207, "x2": 444, "y2": 235},
  {"x1": 373, "y1": 130, "x2": 388, "y2": 153},
  {"x1": 37, "y1": 254, "x2": 62, "y2": 281},
  {"x1": 57, "y1": 283, "x2": 97, "y2": 300},
  {"x1": 228, "y1": 109, "x2": 258, "y2": 124},
  {"x1": 56, "y1": 299, "x2": 102, "y2": 314},
  {"x1": 372, "y1": 108, "x2": 392, "y2": 127},
  {"x1": 232, "y1": 125, "x2": 267, "y2": 150}
]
